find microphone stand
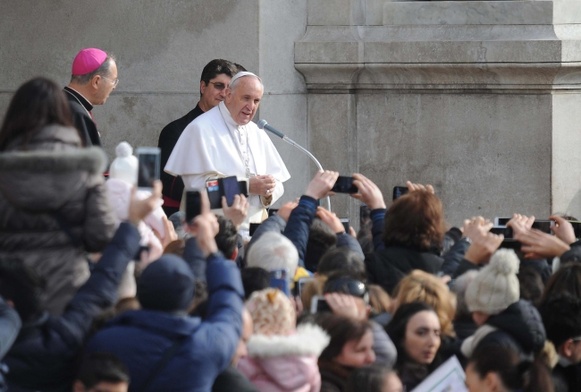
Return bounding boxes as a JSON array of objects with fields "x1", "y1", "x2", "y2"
[{"x1": 258, "y1": 120, "x2": 332, "y2": 211}]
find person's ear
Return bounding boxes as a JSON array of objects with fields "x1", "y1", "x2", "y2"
[
  {"x1": 562, "y1": 338, "x2": 575, "y2": 358},
  {"x1": 200, "y1": 80, "x2": 207, "y2": 96},
  {"x1": 90, "y1": 75, "x2": 101, "y2": 90},
  {"x1": 230, "y1": 247, "x2": 238, "y2": 261},
  {"x1": 484, "y1": 371, "x2": 502, "y2": 391}
]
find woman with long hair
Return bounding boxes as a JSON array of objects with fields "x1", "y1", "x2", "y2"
[
  {"x1": 0, "y1": 77, "x2": 116, "y2": 315},
  {"x1": 385, "y1": 302, "x2": 442, "y2": 391}
]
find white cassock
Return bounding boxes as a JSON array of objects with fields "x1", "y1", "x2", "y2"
[{"x1": 165, "y1": 101, "x2": 290, "y2": 230}]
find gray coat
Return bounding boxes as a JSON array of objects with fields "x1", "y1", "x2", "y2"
[{"x1": 0, "y1": 125, "x2": 116, "y2": 315}]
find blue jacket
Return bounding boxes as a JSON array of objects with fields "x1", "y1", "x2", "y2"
[
  {"x1": 4, "y1": 222, "x2": 140, "y2": 392},
  {"x1": 85, "y1": 250, "x2": 244, "y2": 392}
]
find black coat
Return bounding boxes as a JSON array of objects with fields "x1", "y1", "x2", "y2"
[{"x1": 365, "y1": 246, "x2": 444, "y2": 295}]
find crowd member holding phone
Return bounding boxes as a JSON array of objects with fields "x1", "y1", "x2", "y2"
[
  {"x1": 165, "y1": 71, "x2": 290, "y2": 236},
  {"x1": 158, "y1": 59, "x2": 240, "y2": 216},
  {"x1": 64, "y1": 48, "x2": 118, "y2": 147},
  {"x1": 0, "y1": 77, "x2": 116, "y2": 315}
]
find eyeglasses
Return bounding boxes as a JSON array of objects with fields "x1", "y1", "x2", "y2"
[
  {"x1": 208, "y1": 81, "x2": 227, "y2": 91},
  {"x1": 102, "y1": 76, "x2": 119, "y2": 87}
]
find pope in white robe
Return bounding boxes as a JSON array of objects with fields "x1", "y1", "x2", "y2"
[{"x1": 165, "y1": 72, "x2": 290, "y2": 230}]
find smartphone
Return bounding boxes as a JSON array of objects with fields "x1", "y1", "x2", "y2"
[
  {"x1": 297, "y1": 277, "x2": 316, "y2": 297},
  {"x1": 269, "y1": 269, "x2": 290, "y2": 296},
  {"x1": 238, "y1": 180, "x2": 249, "y2": 198},
  {"x1": 490, "y1": 226, "x2": 513, "y2": 238},
  {"x1": 332, "y1": 176, "x2": 358, "y2": 194},
  {"x1": 532, "y1": 220, "x2": 554, "y2": 234},
  {"x1": 219, "y1": 176, "x2": 240, "y2": 207},
  {"x1": 499, "y1": 239, "x2": 521, "y2": 252},
  {"x1": 494, "y1": 217, "x2": 511, "y2": 226},
  {"x1": 392, "y1": 186, "x2": 408, "y2": 201},
  {"x1": 340, "y1": 218, "x2": 350, "y2": 233},
  {"x1": 570, "y1": 221, "x2": 581, "y2": 239},
  {"x1": 185, "y1": 190, "x2": 202, "y2": 223},
  {"x1": 249, "y1": 222, "x2": 261, "y2": 237},
  {"x1": 136, "y1": 147, "x2": 161, "y2": 190},
  {"x1": 310, "y1": 295, "x2": 332, "y2": 314},
  {"x1": 206, "y1": 179, "x2": 222, "y2": 209}
]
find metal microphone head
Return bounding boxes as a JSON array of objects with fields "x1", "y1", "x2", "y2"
[{"x1": 257, "y1": 119, "x2": 268, "y2": 130}]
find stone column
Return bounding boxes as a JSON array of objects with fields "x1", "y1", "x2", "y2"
[{"x1": 296, "y1": 0, "x2": 581, "y2": 225}]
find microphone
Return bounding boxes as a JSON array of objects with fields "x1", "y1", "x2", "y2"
[
  {"x1": 257, "y1": 119, "x2": 331, "y2": 211},
  {"x1": 257, "y1": 119, "x2": 285, "y2": 139}
]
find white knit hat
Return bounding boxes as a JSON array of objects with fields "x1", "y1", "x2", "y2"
[
  {"x1": 109, "y1": 141, "x2": 138, "y2": 185},
  {"x1": 465, "y1": 248, "x2": 520, "y2": 315}
]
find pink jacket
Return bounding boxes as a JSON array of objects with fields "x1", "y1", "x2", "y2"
[{"x1": 238, "y1": 324, "x2": 329, "y2": 392}]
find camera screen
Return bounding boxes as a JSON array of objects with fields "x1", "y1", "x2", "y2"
[
  {"x1": 137, "y1": 149, "x2": 160, "y2": 188},
  {"x1": 185, "y1": 191, "x2": 202, "y2": 223}
]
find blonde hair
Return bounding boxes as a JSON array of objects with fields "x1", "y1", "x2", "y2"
[{"x1": 393, "y1": 270, "x2": 456, "y2": 337}]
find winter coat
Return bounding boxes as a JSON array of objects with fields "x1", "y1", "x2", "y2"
[
  {"x1": 365, "y1": 246, "x2": 443, "y2": 295},
  {"x1": 85, "y1": 251, "x2": 245, "y2": 392},
  {"x1": 4, "y1": 223, "x2": 140, "y2": 392},
  {"x1": 461, "y1": 299, "x2": 546, "y2": 360},
  {"x1": 317, "y1": 359, "x2": 352, "y2": 392},
  {"x1": 237, "y1": 323, "x2": 329, "y2": 392},
  {"x1": 0, "y1": 125, "x2": 116, "y2": 315}
]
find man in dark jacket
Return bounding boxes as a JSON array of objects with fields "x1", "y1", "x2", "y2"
[
  {"x1": 0, "y1": 182, "x2": 161, "y2": 391},
  {"x1": 84, "y1": 211, "x2": 245, "y2": 392}
]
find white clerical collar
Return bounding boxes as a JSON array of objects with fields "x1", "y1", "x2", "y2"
[{"x1": 218, "y1": 101, "x2": 241, "y2": 130}]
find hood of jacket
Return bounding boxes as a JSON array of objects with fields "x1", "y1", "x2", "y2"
[
  {"x1": 0, "y1": 126, "x2": 107, "y2": 212},
  {"x1": 246, "y1": 323, "x2": 329, "y2": 358},
  {"x1": 486, "y1": 299, "x2": 546, "y2": 354}
]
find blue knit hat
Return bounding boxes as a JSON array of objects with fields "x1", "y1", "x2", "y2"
[{"x1": 137, "y1": 254, "x2": 195, "y2": 312}]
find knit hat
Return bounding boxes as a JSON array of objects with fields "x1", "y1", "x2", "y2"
[
  {"x1": 72, "y1": 48, "x2": 108, "y2": 75},
  {"x1": 465, "y1": 249, "x2": 520, "y2": 315},
  {"x1": 137, "y1": 254, "x2": 195, "y2": 312},
  {"x1": 109, "y1": 142, "x2": 138, "y2": 185},
  {"x1": 246, "y1": 288, "x2": 295, "y2": 335}
]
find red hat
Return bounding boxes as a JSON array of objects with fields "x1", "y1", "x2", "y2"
[{"x1": 71, "y1": 48, "x2": 108, "y2": 75}]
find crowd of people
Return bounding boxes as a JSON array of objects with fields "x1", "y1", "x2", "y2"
[{"x1": 0, "y1": 48, "x2": 581, "y2": 392}]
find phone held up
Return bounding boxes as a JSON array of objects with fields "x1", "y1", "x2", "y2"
[
  {"x1": 185, "y1": 190, "x2": 202, "y2": 224},
  {"x1": 269, "y1": 269, "x2": 291, "y2": 297},
  {"x1": 310, "y1": 295, "x2": 332, "y2": 314},
  {"x1": 392, "y1": 186, "x2": 408, "y2": 201},
  {"x1": 136, "y1": 147, "x2": 161, "y2": 190},
  {"x1": 332, "y1": 176, "x2": 358, "y2": 194}
]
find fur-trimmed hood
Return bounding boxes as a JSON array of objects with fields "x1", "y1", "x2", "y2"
[
  {"x1": 247, "y1": 323, "x2": 330, "y2": 358},
  {"x1": 0, "y1": 144, "x2": 107, "y2": 212}
]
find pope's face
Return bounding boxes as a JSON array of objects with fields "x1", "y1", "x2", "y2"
[{"x1": 225, "y1": 76, "x2": 263, "y2": 125}]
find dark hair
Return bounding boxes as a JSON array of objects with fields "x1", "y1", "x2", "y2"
[
  {"x1": 215, "y1": 216, "x2": 238, "y2": 259},
  {"x1": 385, "y1": 302, "x2": 439, "y2": 367},
  {"x1": 317, "y1": 246, "x2": 366, "y2": 280},
  {"x1": 323, "y1": 274, "x2": 368, "y2": 301},
  {"x1": 0, "y1": 258, "x2": 45, "y2": 323},
  {"x1": 318, "y1": 313, "x2": 372, "y2": 361},
  {"x1": 518, "y1": 265, "x2": 544, "y2": 307},
  {"x1": 468, "y1": 344, "x2": 554, "y2": 392},
  {"x1": 382, "y1": 190, "x2": 446, "y2": 251},
  {"x1": 539, "y1": 294, "x2": 581, "y2": 348},
  {"x1": 70, "y1": 54, "x2": 116, "y2": 84},
  {"x1": 304, "y1": 218, "x2": 337, "y2": 272},
  {"x1": 541, "y1": 263, "x2": 581, "y2": 303},
  {"x1": 241, "y1": 267, "x2": 270, "y2": 300},
  {"x1": 0, "y1": 77, "x2": 75, "y2": 150},
  {"x1": 345, "y1": 364, "x2": 399, "y2": 392},
  {"x1": 76, "y1": 352, "x2": 130, "y2": 388},
  {"x1": 199, "y1": 59, "x2": 237, "y2": 84}
]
